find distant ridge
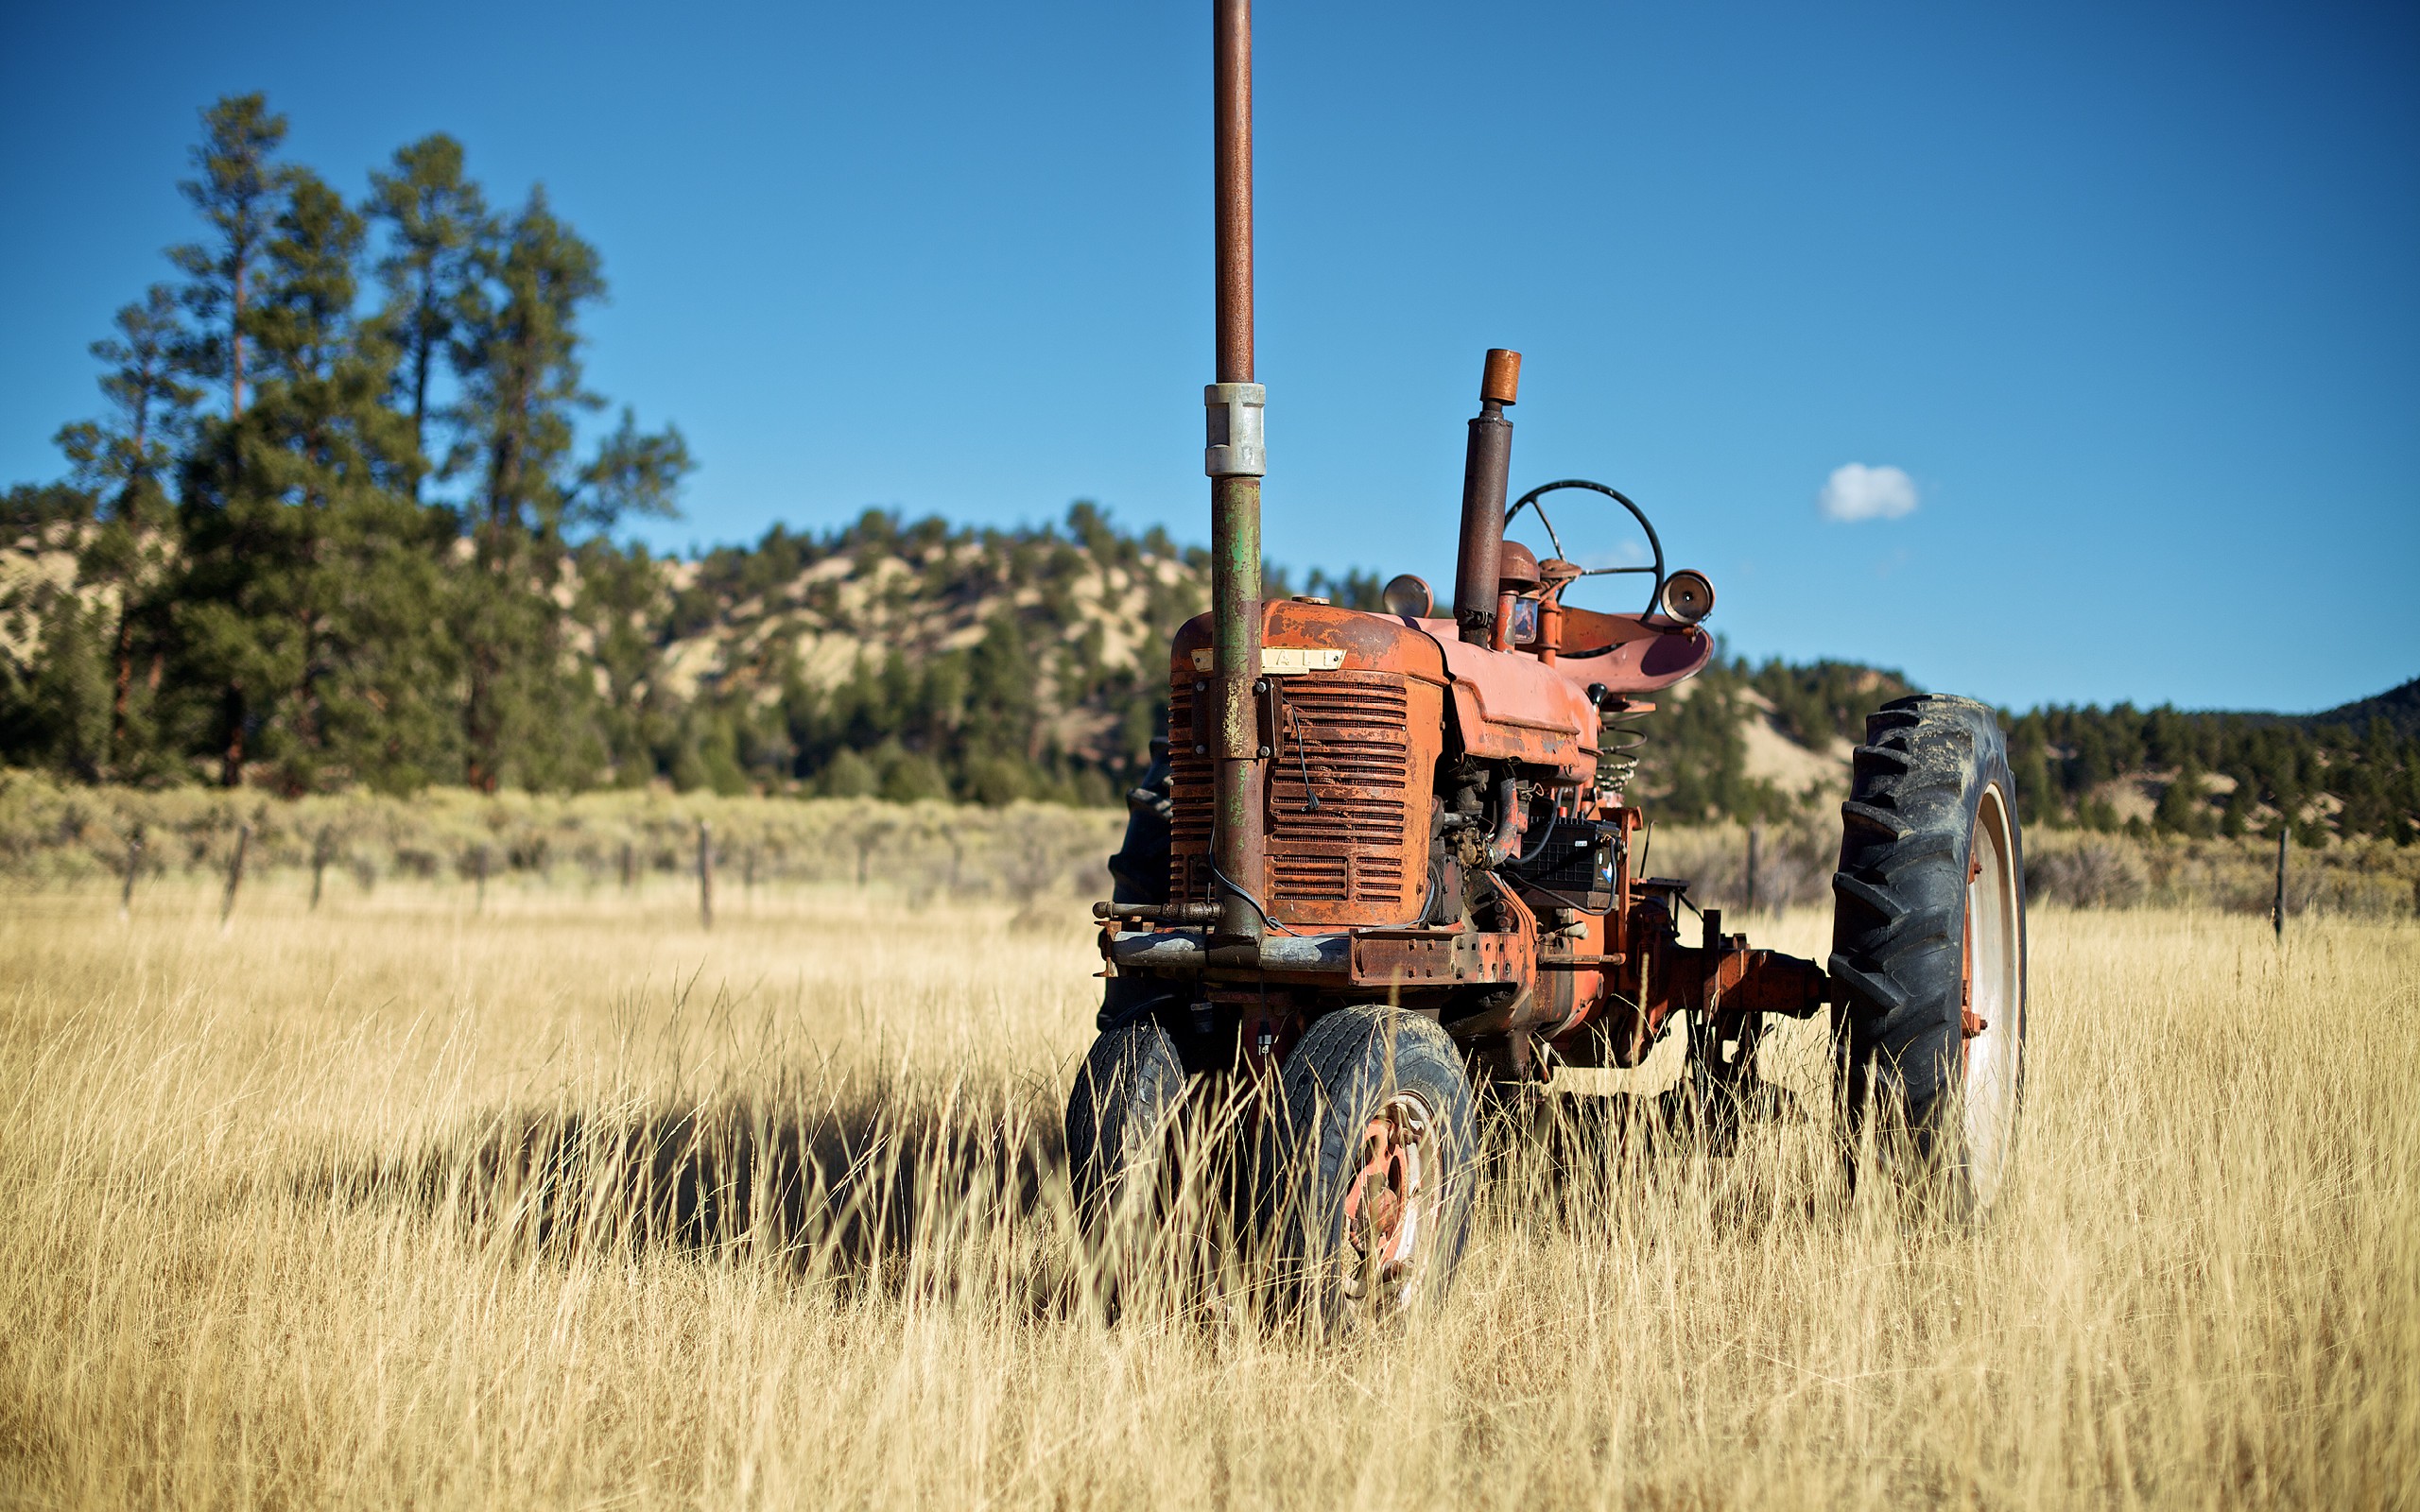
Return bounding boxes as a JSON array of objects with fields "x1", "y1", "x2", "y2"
[{"x1": 2305, "y1": 677, "x2": 2420, "y2": 739}]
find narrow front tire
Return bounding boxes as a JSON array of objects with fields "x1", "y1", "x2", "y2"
[{"x1": 1263, "y1": 1006, "x2": 1478, "y2": 1329}]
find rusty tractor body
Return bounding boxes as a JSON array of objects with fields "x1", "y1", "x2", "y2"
[
  {"x1": 1068, "y1": 2, "x2": 2028, "y2": 1320},
  {"x1": 1106, "y1": 514, "x2": 1826, "y2": 1092}
]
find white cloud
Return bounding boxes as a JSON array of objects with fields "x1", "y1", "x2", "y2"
[{"x1": 1819, "y1": 462, "x2": 1919, "y2": 523}]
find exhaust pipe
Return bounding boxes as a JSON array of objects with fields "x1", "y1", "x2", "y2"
[
  {"x1": 1205, "y1": 0, "x2": 1266, "y2": 961},
  {"x1": 1453, "y1": 349, "x2": 1520, "y2": 646}
]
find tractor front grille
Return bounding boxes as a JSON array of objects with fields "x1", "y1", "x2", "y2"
[{"x1": 1167, "y1": 666, "x2": 1431, "y2": 927}]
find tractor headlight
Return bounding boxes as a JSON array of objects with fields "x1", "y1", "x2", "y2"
[
  {"x1": 1659, "y1": 569, "x2": 1715, "y2": 624},
  {"x1": 1381, "y1": 574, "x2": 1434, "y2": 619}
]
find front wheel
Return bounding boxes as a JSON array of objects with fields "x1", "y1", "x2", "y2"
[
  {"x1": 1829, "y1": 694, "x2": 2029, "y2": 1219},
  {"x1": 1065, "y1": 1020, "x2": 1189, "y2": 1246},
  {"x1": 1263, "y1": 1006, "x2": 1478, "y2": 1328}
]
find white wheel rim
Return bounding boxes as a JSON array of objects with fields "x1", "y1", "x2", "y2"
[{"x1": 1962, "y1": 784, "x2": 2023, "y2": 1208}]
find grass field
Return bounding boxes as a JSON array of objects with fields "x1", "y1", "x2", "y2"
[{"x1": 2, "y1": 877, "x2": 2413, "y2": 1509}]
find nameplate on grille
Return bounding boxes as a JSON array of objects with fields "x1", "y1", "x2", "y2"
[{"x1": 1189, "y1": 646, "x2": 1347, "y2": 676}]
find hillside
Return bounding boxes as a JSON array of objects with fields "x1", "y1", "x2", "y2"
[
  {"x1": 9, "y1": 492, "x2": 2412, "y2": 843},
  {"x1": 2307, "y1": 677, "x2": 2420, "y2": 740}
]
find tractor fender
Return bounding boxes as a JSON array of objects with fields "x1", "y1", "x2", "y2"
[{"x1": 1413, "y1": 622, "x2": 1599, "y2": 784}]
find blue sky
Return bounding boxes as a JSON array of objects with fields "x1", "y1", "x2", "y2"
[{"x1": 3, "y1": 0, "x2": 2413, "y2": 714}]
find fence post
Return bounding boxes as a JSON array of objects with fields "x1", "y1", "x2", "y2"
[
  {"x1": 120, "y1": 822, "x2": 144, "y2": 921},
  {"x1": 620, "y1": 841, "x2": 636, "y2": 890},
  {"x1": 220, "y1": 823, "x2": 251, "y2": 931},
  {"x1": 475, "y1": 844, "x2": 492, "y2": 914},
  {"x1": 698, "y1": 820, "x2": 715, "y2": 930},
  {"x1": 1744, "y1": 823, "x2": 1761, "y2": 917},
  {"x1": 310, "y1": 825, "x2": 333, "y2": 911},
  {"x1": 2271, "y1": 824, "x2": 2288, "y2": 940}
]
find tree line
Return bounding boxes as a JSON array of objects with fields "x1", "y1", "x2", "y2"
[
  {"x1": 4, "y1": 94, "x2": 688, "y2": 795},
  {"x1": 2005, "y1": 700, "x2": 2418, "y2": 845},
  {"x1": 1634, "y1": 652, "x2": 2416, "y2": 845}
]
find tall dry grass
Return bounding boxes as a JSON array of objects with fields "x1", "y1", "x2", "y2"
[{"x1": 1, "y1": 875, "x2": 2413, "y2": 1509}]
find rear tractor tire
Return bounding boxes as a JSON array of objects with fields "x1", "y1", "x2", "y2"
[
  {"x1": 1829, "y1": 694, "x2": 2029, "y2": 1219},
  {"x1": 1263, "y1": 1006, "x2": 1478, "y2": 1329}
]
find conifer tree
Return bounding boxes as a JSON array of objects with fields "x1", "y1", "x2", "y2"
[
  {"x1": 168, "y1": 94, "x2": 287, "y2": 421},
  {"x1": 444, "y1": 189, "x2": 687, "y2": 790},
  {"x1": 443, "y1": 188, "x2": 603, "y2": 790},
  {"x1": 21, "y1": 598, "x2": 112, "y2": 781},
  {"x1": 2153, "y1": 760, "x2": 2212, "y2": 836},
  {"x1": 365, "y1": 135, "x2": 489, "y2": 494},
  {"x1": 176, "y1": 168, "x2": 452, "y2": 791},
  {"x1": 54, "y1": 285, "x2": 199, "y2": 519},
  {"x1": 52, "y1": 284, "x2": 199, "y2": 773}
]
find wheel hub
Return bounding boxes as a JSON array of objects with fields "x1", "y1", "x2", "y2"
[{"x1": 1340, "y1": 1091, "x2": 1431, "y2": 1302}]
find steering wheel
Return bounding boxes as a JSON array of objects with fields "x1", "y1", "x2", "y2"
[{"x1": 1504, "y1": 478, "x2": 1667, "y2": 620}]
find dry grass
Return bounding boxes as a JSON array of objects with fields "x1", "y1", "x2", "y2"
[{"x1": 2, "y1": 876, "x2": 2413, "y2": 1509}]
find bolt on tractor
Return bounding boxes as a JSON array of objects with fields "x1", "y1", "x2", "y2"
[{"x1": 1068, "y1": 0, "x2": 2028, "y2": 1325}]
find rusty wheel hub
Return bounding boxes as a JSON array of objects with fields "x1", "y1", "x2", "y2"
[{"x1": 1339, "y1": 1091, "x2": 1434, "y2": 1306}]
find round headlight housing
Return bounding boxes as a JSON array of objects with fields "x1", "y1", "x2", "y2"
[
  {"x1": 1659, "y1": 569, "x2": 1715, "y2": 624},
  {"x1": 1381, "y1": 573, "x2": 1434, "y2": 619}
]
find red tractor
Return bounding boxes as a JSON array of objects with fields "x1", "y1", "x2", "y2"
[{"x1": 1070, "y1": 1, "x2": 2027, "y2": 1323}]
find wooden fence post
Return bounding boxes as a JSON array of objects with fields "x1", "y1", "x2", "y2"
[
  {"x1": 2272, "y1": 824, "x2": 2289, "y2": 940},
  {"x1": 119, "y1": 822, "x2": 144, "y2": 921},
  {"x1": 310, "y1": 825, "x2": 333, "y2": 911},
  {"x1": 698, "y1": 820, "x2": 715, "y2": 930},
  {"x1": 1744, "y1": 823, "x2": 1762, "y2": 917},
  {"x1": 475, "y1": 844, "x2": 492, "y2": 914},
  {"x1": 220, "y1": 824, "x2": 251, "y2": 931},
  {"x1": 620, "y1": 841, "x2": 636, "y2": 890}
]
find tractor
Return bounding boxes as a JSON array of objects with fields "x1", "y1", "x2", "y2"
[{"x1": 1069, "y1": 0, "x2": 2027, "y2": 1323}]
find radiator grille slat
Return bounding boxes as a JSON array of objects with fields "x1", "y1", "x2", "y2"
[{"x1": 1167, "y1": 664, "x2": 1425, "y2": 922}]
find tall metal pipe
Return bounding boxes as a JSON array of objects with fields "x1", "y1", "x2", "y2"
[
  {"x1": 1214, "y1": 0, "x2": 1253, "y2": 387},
  {"x1": 1453, "y1": 349, "x2": 1520, "y2": 645},
  {"x1": 1206, "y1": 0, "x2": 1266, "y2": 954}
]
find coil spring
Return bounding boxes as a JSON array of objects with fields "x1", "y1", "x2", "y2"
[{"x1": 1597, "y1": 707, "x2": 1650, "y2": 797}]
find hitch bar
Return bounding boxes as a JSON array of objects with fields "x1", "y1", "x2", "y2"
[
  {"x1": 1109, "y1": 929, "x2": 1351, "y2": 973},
  {"x1": 1094, "y1": 901, "x2": 1222, "y2": 926}
]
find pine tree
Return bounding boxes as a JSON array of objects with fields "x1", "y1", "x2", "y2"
[
  {"x1": 443, "y1": 189, "x2": 687, "y2": 791},
  {"x1": 54, "y1": 284, "x2": 199, "y2": 519},
  {"x1": 175, "y1": 167, "x2": 453, "y2": 792},
  {"x1": 365, "y1": 135, "x2": 489, "y2": 494},
  {"x1": 51, "y1": 284, "x2": 199, "y2": 775},
  {"x1": 570, "y1": 407, "x2": 689, "y2": 535},
  {"x1": 2153, "y1": 760, "x2": 2213, "y2": 836},
  {"x1": 443, "y1": 189, "x2": 603, "y2": 790},
  {"x1": 23, "y1": 597, "x2": 113, "y2": 781},
  {"x1": 168, "y1": 94, "x2": 287, "y2": 421}
]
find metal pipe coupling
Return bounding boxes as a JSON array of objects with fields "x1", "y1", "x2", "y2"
[{"x1": 1204, "y1": 382, "x2": 1266, "y2": 477}]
